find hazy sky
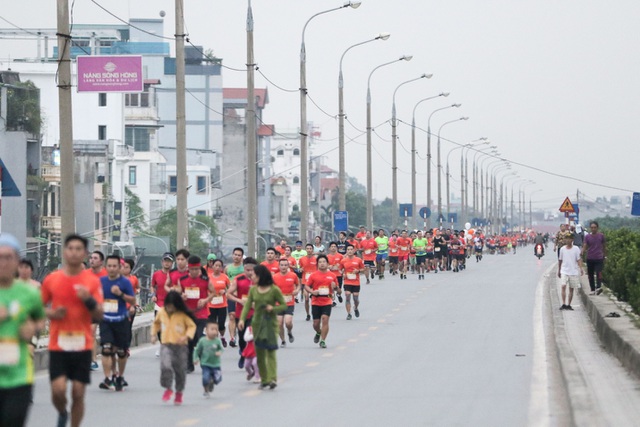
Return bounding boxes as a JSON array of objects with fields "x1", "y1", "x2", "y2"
[{"x1": 2, "y1": 0, "x2": 639, "y2": 214}]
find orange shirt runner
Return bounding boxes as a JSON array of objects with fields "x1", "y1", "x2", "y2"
[
  {"x1": 306, "y1": 271, "x2": 337, "y2": 306},
  {"x1": 207, "y1": 273, "x2": 230, "y2": 309},
  {"x1": 359, "y1": 239, "x2": 378, "y2": 262},
  {"x1": 260, "y1": 260, "x2": 280, "y2": 275},
  {"x1": 340, "y1": 256, "x2": 364, "y2": 285},
  {"x1": 298, "y1": 255, "x2": 318, "y2": 285},
  {"x1": 272, "y1": 271, "x2": 300, "y2": 306},
  {"x1": 327, "y1": 253, "x2": 344, "y2": 277},
  {"x1": 396, "y1": 237, "x2": 412, "y2": 258},
  {"x1": 41, "y1": 269, "x2": 104, "y2": 352}
]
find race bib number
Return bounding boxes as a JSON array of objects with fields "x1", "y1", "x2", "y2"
[
  {"x1": 400, "y1": 246, "x2": 408, "y2": 251},
  {"x1": 346, "y1": 273, "x2": 357, "y2": 280},
  {"x1": 318, "y1": 287, "x2": 330, "y2": 296},
  {"x1": 284, "y1": 294, "x2": 293, "y2": 303},
  {"x1": 211, "y1": 296, "x2": 224, "y2": 305},
  {"x1": 103, "y1": 299, "x2": 119, "y2": 314},
  {"x1": 364, "y1": 250, "x2": 372, "y2": 255},
  {"x1": 58, "y1": 331, "x2": 86, "y2": 351},
  {"x1": 0, "y1": 340, "x2": 19, "y2": 366},
  {"x1": 185, "y1": 287, "x2": 200, "y2": 299},
  {"x1": 435, "y1": 247, "x2": 441, "y2": 252}
]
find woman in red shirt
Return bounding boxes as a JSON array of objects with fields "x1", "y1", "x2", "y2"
[
  {"x1": 207, "y1": 259, "x2": 230, "y2": 347},
  {"x1": 305, "y1": 255, "x2": 342, "y2": 349}
]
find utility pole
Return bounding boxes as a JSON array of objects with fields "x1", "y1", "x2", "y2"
[
  {"x1": 246, "y1": 0, "x2": 257, "y2": 258},
  {"x1": 57, "y1": 0, "x2": 75, "y2": 237},
  {"x1": 175, "y1": 0, "x2": 188, "y2": 249}
]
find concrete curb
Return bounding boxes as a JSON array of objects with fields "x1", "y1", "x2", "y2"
[
  {"x1": 34, "y1": 312, "x2": 155, "y2": 372},
  {"x1": 578, "y1": 282, "x2": 640, "y2": 380}
]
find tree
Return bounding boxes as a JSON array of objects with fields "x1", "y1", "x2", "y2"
[
  {"x1": 373, "y1": 198, "x2": 393, "y2": 230},
  {"x1": 330, "y1": 190, "x2": 366, "y2": 230},
  {"x1": 125, "y1": 187, "x2": 146, "y2": 231},
  {"x1": 347, "y1": 175, "x2": 366, "y2": 196},
  {"x1": 152, "y1": 208, "x2": 218, "y2": 255},
  {"x1": 4, "y1": 80, "x2": 42, "y2": 135}
]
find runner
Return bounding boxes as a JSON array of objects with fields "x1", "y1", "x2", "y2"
[
  {"x1": 298, "y1": 244, "x2": 318, "y2": 321},
  {"x1": 227, "y1": 257, "x2": 257, "y2": 368},
  {"x1": 474, "y1": 234, "x2": 484, "y2": 262},
  {"x1": 340, "y1": 244, "x2": 364, "y2": 320},
  {"x1": 0, "y1": 234, "x2": 45, "y2": 427},
  {"x1": 305, "y1": 255, "x2": 341, "y2": 348},
  {"x1": 41, "y1": 234, "x2": 104, "y2": 427},
  {"x1": 413, "y1": 230, "x2": 428, "y2": 279},
  {"x1": 388, "y1": 232, "x2": 399, "y2": 276},
  {"x1": 98, "y1": 255, "x2": 136, "y2": 392},
  {"x1": 327, "y1": 242, "x2": 344, "y2": 307},
  {"x1": 450, "y1": 233, "x2": 463, "y2": 272},
  {"x1": 355, "y1": 226, "x2": 367, "y2": 243},
  {"x1": 336, "y1": 231, "x2": 349, "y2": 255},
  {"x1": 207, "y1": 259, "x2": 230, "y2": 347},
  {"x1": 425, "y1": 231, "x2": 436, "y2": 273},
  {"x1": 433, "y1": 230, "x2": 447, "y2": 272},
  {"x1": 224, "y1": 247, "x2": 245, "y2": 348},
  {"x1": 359, "y1": 231, "x2": 378, "y2": 284},
  {"x1": 151, "y1": 252, "x2": 174, "y2": 357},
  {"x1": 396, "y1": 230, "x2": 412, "y2": 279},
  {"x1": 88, "y1": 250, "x2": 106, "y2": 371},
  {"x1": 204, "y1": 254, "x2": 217, "y2": 276},
  {"x1": 260, "y1": 247, "x2": 280, "y2": 275},
  {"x1": 178, "y1": 255, "x2": 214, "y2": 373},
  {"x1": 193, "y1": 321, "x2": 223, "y2": 397},
  {"x1": 169, "y1": 249, "x2": 190, "y2": 289},
  {"x1": 121, "y1": 259, "x2": 139, "y2": 371},
  {"x1": 275, "y1": 239, "x2": 288, "y2": 258},
  {"x1": 375, "y1": 229, "x2": 389, "y2": 279},
  {"x1": 283, "y1": 246, "x2": 297, "y2": 272},
  {"x1": 272, "y1": 258, "x2": 300, "y2": 346},
  {"x1": 313, "y1": 236, "x2": 326, "y2": 254},
  {"x1": 17, "y1": 258, "x2": 41, "y2": 288}
]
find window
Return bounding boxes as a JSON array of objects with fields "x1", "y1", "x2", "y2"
[
  {"x1": 197, "y1": 176, "x2": 207, "y2": 194},
  {"x1": 196, "y1": 210, "x2": 207, "y2": 217},
  {"x1": 98, "y1": 125, "x2": 107, "y2": 140},
  {"x1": 293, "y1": 176, "x2": 300, "y2": 184},
  {"x1": 98, "y1": 93, "x2": 107, "y2": 107},
  {"x1": 276, "y1": 149, "x2": 284, "y2": 156},
  {"x1": 169, "y1": 175, "x2": 177, "y2": 193},
  {"x1": 293, "y1": 148, "x2": 300, "y2": 156},
  {"x1": 128, "y1": 166, "x2": 137, "y2": 185},
  {"x1": 125, "y1": 126, "x2": 151, "y2": 152}
]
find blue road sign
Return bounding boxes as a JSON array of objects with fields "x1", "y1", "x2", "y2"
[
  {"x1": 448, "y1": 213, "x2": 458, "y2": 224},
  {"x1": 399, "y1": 203, "x2": 413, "y2": 218},
  {"x1": 0, "y1": 158, "x2": 21, "y2": 197},
  {"x1": 333, "y1": 210, "x2": 349, "y2": 232},
  {"x1": 568, "y1": 203, "x2": 579, "y2": 222},
  {"x1": 419, "y1": 207, "x2": 431, "y2": 219},
  {"x1": 632, "y1": 193, "x2": 640, "y2": 216}
]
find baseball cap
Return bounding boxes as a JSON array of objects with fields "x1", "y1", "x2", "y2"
[
  {"x1": 207, "y1": 253, "x2": 217, "y2": 261},
  {"x1": 162, "y1": 252, "x2": 175, "y2": 261},
  {"x1": 0, "y1": 233, "x2": 21, "y2": 252}
]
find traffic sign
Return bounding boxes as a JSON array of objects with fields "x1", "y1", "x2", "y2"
[
  {"x1": 448, "y1": 213, "x2": 458, "y2": 224},
  {"x1": 633, "y1": 193, "x2": 640, "y2": 216},
  {"x1": 0, "y1": 158, "x2": 21, "y2": 197},
  {"x1": 559, "y1": 197, "x2": 575, "y2": 213},
  {"x1": 399, "y1": 204, "x2": 413, "y2": 218},
  {"x1": 419, "y1": 207, "x2": 431, "y2": 219},
  {"x1": 333, "y1": 210, "x2": 348, "y2": 232}
]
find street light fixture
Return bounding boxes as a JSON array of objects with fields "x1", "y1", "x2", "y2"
[
  {"x1": 300, "y1": 1, "x2": 361, "y2": 243},
  {"x1": 445, "y1": 143, "x2": 471, "y2": 219},
  {"x1": 391, "y1": 73, "x2": 432, "y2": 228},
  {"x1": 461, "y1": 138, "x2": 490, "y2": 223},
  {"x1": 410, "y1": 92, "x2": 449, "y2": 228},
  {"x1": 436, "y1": 117, "x2": 468, "y2": 224},
  {"x1": 338, "y1": 32, "x2": 390, "y2": 211},
  {"x1": 365, "y1": 55, "x2": 412, "y2": 231}
]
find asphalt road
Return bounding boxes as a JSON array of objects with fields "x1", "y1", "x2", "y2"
[{"x1": 25, "y1": 249, "x2": 595, "y2": 426}]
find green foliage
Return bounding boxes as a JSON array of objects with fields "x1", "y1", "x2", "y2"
[
  {"x1": 603, "y1": 229, "x2": 640, "y2": 313},
  {"x1": 591, "y1": 216, "x2": 640, "y2": 233},
  {"x1": 4, "y1": 80, "x2": 42, "y2": 135},
  {"x1": 373, "y1": 198, "x2": 393, "y2": 230},
  {"x1": 152, "y1": 207, "x2": 217, "y2": 256},
  {"x1": 125, "y1": 187, "x2": 146, "y2": 232}
]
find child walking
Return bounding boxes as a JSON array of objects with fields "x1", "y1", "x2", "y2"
[
  {"x1": 242, "y1": 327, "x2": 260, "y2": 383},
  {"x1": 193, "y1": 321, "x2": 224, "y2": 397},
  {"x1": 151, "y1": 291, "x2": 196, "y2": 405}
]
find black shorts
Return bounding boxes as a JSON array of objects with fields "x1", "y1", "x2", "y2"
[
  {"x1": 388, "y1": 256, "x2": 399, "y2": 264},
  {"x1": 311, "y1": 305, "x2": 332, "y2": 319},
  {"x1": 364, "y1": 260, "x2": 375, "y2": 267},
  {"x1": 0, "y1": 384, "x2": 32, "y2": 427},
  {"x1": 336, "y1": 276, "x2": 343, "y2": 288},
  {"x1": 416, "y1": 255, "x2": 427, "y2": 265},
  {"x1": 426, "y1": 253, "x2": 434, "y2": 259},
  {"x1": 49, "y1": 350, "x2": 92, "y2": 384},
  {"x1": 344, "y1": 285, "x2": 361, "y2": 294},
  {"x1": 277, "y1": 305, "x2": 295, "y2": 316},
  {"x1": 434, "y1": 250, "x2": 444, "y2": 259},
  {"x1": 99, "y1": 319, "x2": 131, "y2": 350},
  {"x1": 227, "y1": 300, "x2": 237, "y2": 315}
]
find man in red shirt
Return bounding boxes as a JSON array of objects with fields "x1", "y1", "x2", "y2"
[
  {"x1": 388, "y1": 232, "x2": 399, "y2": 276},
  {"x1": 275, "y1": 239, "x2": 288, "y2": 258},
  {"x1": 41, "y1": 234, "x2": 104, "y2": 427},
  {"x1": 169, "y1": 249, "x2": 190, "y2": 289},
  {"x1": 359, "y1": 231, "x2": 378, "y2": 284},
  {"x1": 305, "y1": 255, "x2": 341, "y2": 348},
  {"x1": 340, "y1": 244, "x2": 364, "y2": 320},
  {"x1": 272, "y1": 258, "x2": 300, "y2": 346},
  {"x1": 260, "y1": 247, "x2": 280, "y2": 275},
  {"x1": 396, "y1": 230, "x2": 412, "y2": 279},
  {"x1": 327, "y1": 242, "x2": 344, "y2": 307},
  {"x1": 355, "y1": 226, "x2": 367, "y2": 242},
  {"x1": 227, "y1": 257, "x2": 257, "y2": 369},
  {"x1": 298, "y1": 244, "x2": 317, "y2": 321}
]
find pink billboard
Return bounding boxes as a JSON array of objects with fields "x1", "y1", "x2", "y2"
[{"x1": 77, "y1": 55, "x2": 143, "y2": 92}]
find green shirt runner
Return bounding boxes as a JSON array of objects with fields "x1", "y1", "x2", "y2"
[
  {"x1": 226, "y1": 264, "x2": 245, "y2": 281},
  {"x1": 375, "y1": 236, "x2": 389, "y2": 253},
  {"x1": 413, "y1": 238, "x2": 428, "y2": 256},
  {"x1": 0, "y1": 280, "x2": 45, "y2": 389}
]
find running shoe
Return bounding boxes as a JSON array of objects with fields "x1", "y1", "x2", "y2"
[
  {"x1": 259, "y1": 383, "x2": 269, "y2": 390},
  {"x1": 366, "y1": 279, "x2": 370, "y2": 284},
  {"x1": 566, "y1": 305, "x2": 574, "y2": 311},
  {"x1": 229, "y1": 339, "x2": 237, "y2": 348},
  {"x1": 238, "y1": 356, "x2": 245, "y2": 369},
  {"x1": 208, "y1": 378, "x2": 215, "y2": 392},
  {"x1": 332, "y1": 301, "x2": 337, "y2": 307},
  {"x1": 122, "y1": 377, "x2": 129, "y2": 387},
  {"x1": 281, "y1": 340, "x2": 286, "y2": 348},
  {"x1": 295, "y1": 297, "x2": 300, "y2": 303},
  {"x1": 221, "y1": 337, "x2": 228, "y2": 348},
  {"x1": 355, "y1": 309, "x2": 360, "y2": 318},
  {"x1": 174, "y1": 392, "x2": 183, "y2": 406},
  {"x1": 306, "y1": 314, "x2": 311, "y2": 321},
  {"x1": 338, "y1": 294, "x2": 343, "y2": 303},
  {"x1": 115, "y1": 376, "x2": 124, "y2": 392},
  {"x1": 162, "y1": 389, "x2": 173, "y2": 402},
  {"x1": 99, "y1": 377, "x2": 114, "y2": 391},
  {"x1": 57, "y1": 412, "x2": 68, "y2": 427},
  {"x1": 319, "y1": 340, "x2": 327, "y2": 349},
  {"x1": 347, "y1": 313, "x2": 352, "y2": 320},
  {"x1": 90, "y1": 361, "x2": 99, "y2": 371},
  {"x1": 155, "y1": 349, "x2": 160, "y2": 358},
  {"x1": 371, "y1": 271, "x2": 375, "y2": 279},
  {"x1": 288, "y1": 332, "x2": 295, "y2": 343},
  {"x1": 203, "y1": 391, "x2": 211, "y2": 398},
  {"x1": 559, "y1": 304, "x2": 567, "y2": 310},
  {"x1": 313, "y1": 333, "x2": 321, "y2": 344}
]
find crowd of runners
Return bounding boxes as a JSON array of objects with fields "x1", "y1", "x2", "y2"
[{"x1": 1, "y1": 225, "x2": 548, "y2": 426}]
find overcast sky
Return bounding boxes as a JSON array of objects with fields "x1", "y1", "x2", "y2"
[{"x1": 2, "y1": 0, "x2": 639, "y2": 214}]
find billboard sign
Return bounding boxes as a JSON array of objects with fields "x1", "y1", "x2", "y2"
[{"x1": 77, "y1": 55, "x2": 143, "y2": 92}]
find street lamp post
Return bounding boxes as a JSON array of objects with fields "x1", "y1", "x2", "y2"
[
  {"x1": 472, "y1": 145, "x2": 497, "y2": 218},
  {"x1": 445, "y1": 144, "x2": 470, "y2": 221},
  {"x1": 427, "y1": 104, "x2": 460, "y2": 227},
  {"x1": 462, "y1": 138, "x2": 489, "y2": 223},
  {"x1": 437, "y1": 117, "x2": 468, "y2": 225},
  {"x1": 530, "y1": 189, "x2": 543, "y2": 228},
  {"x1": 338, "y1": 32, "x2": 390, "y2": 212},
  {"x1": 300, "y1": 1, "x2": 361, "y2": 243},
  {"x1": 391, "y1": 73, "x2": 432, "y2": 228},
  {"x1": 365, "y1": 55, "x2": 412, "y2": 231},
  {"x1": 480, "y1": 155, "x2": 502, "y2": 220},
  {"x1": 411, "y1": 93, "x2": 449, "y2": 229}
]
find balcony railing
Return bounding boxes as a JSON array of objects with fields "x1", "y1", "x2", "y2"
[
  {"x1": 41, "y1": 216, "x2": 61, "y2": 232},
  {"x1": 41, "y1": 165, "x2": 61, "y2": 182}
]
